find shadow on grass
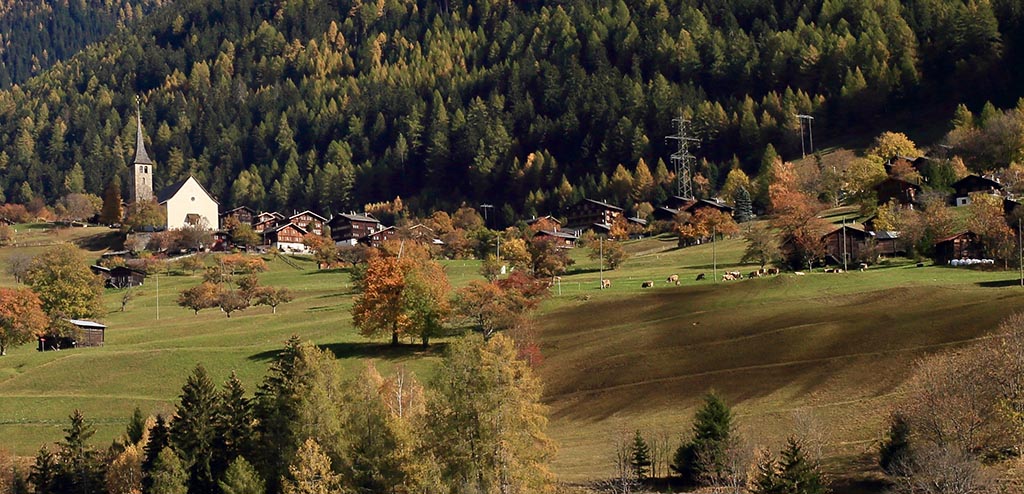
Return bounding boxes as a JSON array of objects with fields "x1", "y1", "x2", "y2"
[
  {"x1": 303, "y1": 268, "x2": 347, "y2": 275},
  {"x1": 248, "y1": 341, "x2": 448, "y2": 362},
  {"x1": 976, "y1": 279, "x2": 1024, "y2": 288},
  {"x1": 75, "y1": 231, "x2": 123, "y2": 251}
]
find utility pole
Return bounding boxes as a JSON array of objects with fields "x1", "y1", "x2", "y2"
[
  {"x1": 713, "y1": 225, "x2": 717, "y2": 282},
  {"x1": 842, "y1": 217, "x2": 848, "y2": 272},
  {"x1": 1019, "y1": 217, "x2": 1022, "y2": 287},
  {"x1": 156, "y1": 271, "x2": 159, "y2": 320},
  {"x1": 797, "y1": 114, "x2": 815, "y2": 158},
  {"x1": 666, "y1": 114, "x2": 701, "y2": 199},
  {"x1": 480, "y1": 204, "x2": 493, "y2": 225},
  {"x1": 599, "y1": 235, "x2": 604, "y2": 289}
]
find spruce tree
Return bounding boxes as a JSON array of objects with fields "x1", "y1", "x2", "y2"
[
  {"x1": 630, "y1": 430, "x2": 652, "y2": 482},
  {"x1": 672, "y1": 392, "x2": 734, "y2": 484},
  {"x1": 776, "y1": 438, "x2": 826, "y2": 494},
  {"x1": 734, "y1": 186, "x2": 754, "y2": 223},
  {"x1": 170, "y1": 364, "x2": 219, "y2": 494},
  {"x1": 126, "y1": 406, "x2": 147, "y2": 445},
  {"x1": 52, "y1": 409, "x2": 104, "y2": 494},
  {"x1": 28, "y1": 447, "x2": 57, "y2": 494},
  {"x1": 219, "y1": 457, "x2": 264, "y2": 494},
  {"x1": 750, "y1": 449, "x2": 780, "y2": 494},
  {"x1": 143, "y1": 415, "x2": 171, "y2": 482},
  {"x1": 252, "y1": 336, "x2": 305, "y2": 493},
  {"x1": 100, "y1": 177, "x2": 122, "y2": 224},
  {"x1": 213, "y1": 372, "x2": 253, "y2": 482}
]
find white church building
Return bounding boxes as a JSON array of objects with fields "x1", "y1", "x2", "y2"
[{"x1": 131, "y1": 102, "x2": 218, "y2": 230}]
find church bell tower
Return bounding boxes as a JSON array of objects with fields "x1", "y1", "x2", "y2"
[{"x1": 130, "y1": 97, "x2": 154, "y2": 202}]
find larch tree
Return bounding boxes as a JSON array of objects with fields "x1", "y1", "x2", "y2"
[
  {"x1": 218, "y1": 457, "x2": 264, "y2": 494},
  {"x1": 105, "y1": 444, "x2": 143, "y2": 494},
  {"x1": 427, "y1": 334, "x2": 555, "y2": 494},
  {"x1": 282, "y1": 439, "x2": 341, "y2": 494},
  {"x1": 100, "y1": 178, "x2": 123, "y2": 225},
  {"x1": 352, "y1": 253, "x2": 406, "y2": 346},
  {"x1": 0, "y1": 287, "x2": 47, "y2": 356}
]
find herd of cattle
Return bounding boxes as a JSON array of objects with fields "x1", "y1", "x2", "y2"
[{"x1": 599, "y1": 267, "x2": 789, "y2": 289}]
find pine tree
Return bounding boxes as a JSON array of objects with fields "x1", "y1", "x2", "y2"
[
  {"x1": 750, "y1": 449, "x2": 780, "y2": 494},
  {"x1": 630, "y1": 430, "x2": 652, "y2": 482},
  {"x1": 672, "y1": 392, "x2": 734, "y2": 484},
  {"x1": 169, "y1": 364, "x2": 219, "y2": 494},
  {"x1": 218, "y1": 457, "x2": 264, "y2": 494},
  {"x1": 150, "y1": 448, "x2": 188, "y2": 494},
  {"x1": 734, "y1": 186, "x2": 754, "y2": 223},
  {"x1": 775, "y1": 438, "x2": 826, "y2": 494}
]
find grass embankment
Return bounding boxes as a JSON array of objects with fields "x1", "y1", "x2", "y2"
[{"x1": 2, "y1": 226, "x2": 1023, "y2": 488}]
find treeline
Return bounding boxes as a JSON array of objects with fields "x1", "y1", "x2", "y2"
[
  {"x1": 0, "y1": 0, "x2": 168, "y2": 88},
  {"x1": 0, "y1": 0, "x2": 1021, "y2": 222},
  {"x1": 18, "y1": 334, "x2": 554, "y2": 494}
]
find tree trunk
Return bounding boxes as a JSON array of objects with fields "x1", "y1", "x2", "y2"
[
  {"x1": 421, "y1": 334, "x2": 429, "y2": 347},
  {"x1": 391, "y1": 330, "x2": 399, "y2": 346},
  {"x1": 272, "y1": 305, "x2": 277, "y2": 314}
]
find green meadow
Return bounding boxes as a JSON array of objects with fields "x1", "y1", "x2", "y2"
[{"x1": 2, "y1": 225, "x2": 1023, "y2": 486}]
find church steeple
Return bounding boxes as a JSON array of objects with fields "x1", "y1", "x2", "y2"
[{"x1": 130, "y1": 96, "x2": 154, "y2": 202}]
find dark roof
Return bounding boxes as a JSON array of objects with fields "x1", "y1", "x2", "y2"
[
  {"x1": 333, "y1": 212, "x2": 379, "y2": 224},
  {"x1": 935, "y1": 231, "x2": 977, "y2": 244},
  {"x1": 220, "y1": 206, "x2": 255, "y2": 217},
  {"x1": 266, "y1": 222, "x2": 308, "y2": 235},
  {"x1": 156, "y1": 175, "x2": 219, "y2": 205},
  {"x1": 875, "y1": 176, "x2": 922, "y2": 190},
  {"x1": 578, "y1": 198, "x2": 624, "y2": 212},
  {"x1": 872, "y1": 231, "x2": 900, "y2": 240},
  {"x1": 690, "y1": 198, "x2": 734, "y2": 212},
  {"x1": 526, "y1": 215, "x2": 562, "y2": 225},
  {"x1": 290, "y1": 210, "x2": 328, "y2": 222},
  {"x1": 90, "y1": 265, "x2": 111, "y2": 273},
  {"x1": 534, "y1": 229, "x2": 578, "y2": 240},
  {"x1": 952, "y1": 174, "x2": 1003, "y2": 192},
  {"x1": 656, "y1": 206, "x2": 680, "y2": 215},
  {"x1": 133, "y1": 107, "x2": 153, "y2": 165},
  {"x1": 627, "y1": 217, "x2": 648, "y2": 226}
]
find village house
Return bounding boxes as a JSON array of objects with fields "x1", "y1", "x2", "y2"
[
  {"x1": 219, "y1": 206, "x2": 256, "y2": 229},
  {"x1": 533, "y1": 229, "x2": 578, "y2": 248},
  {"x1": 820, "y1": 224, "x2": 871, "y2": 265},
  {"x1": 359, "y1": 225, "x2": 397, "y2": 248},
  {"x1": 289, "y1": 210, "x2": 328, "y2": 236},
  {"x1": 951, "y1": 175, "x2": 1003, "y2": 207},
  {"x1": 934, "y1": 231, "x2": 983, "y2": 264},
  {"x1": 406, "y1": 223, "x2": 444, "y2": 246},
  {"x1": 330, "y1": 212, "x2": 382, "y2": 245},
  {"x1": 874, "y1": 176, "x2": 921, "y2": 207},
  {"x1": 264, "y1": 223, "x2": 308, "y2": 253},
  {"x1": 254, "y1": 213, "x2": 284, "y2": 233},
  {"x1": 565, "y1": 199, "x2": 623, "y2": 235},
  {"x1": 686, "y1": 198, "x2": 734, "y2": 217},
  {"x1": 90, "y1": 265, "x2": 146, "y2": 288},
  {"x1": 871, "y1": 230, "x2": 904, "y2": 257}
]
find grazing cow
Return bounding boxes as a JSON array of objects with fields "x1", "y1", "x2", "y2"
[
  {"x1": 641, "y1": 280, "x2": 654, "y2": 288},
  {"x1": 601, "y1": 279, "x2": 611, "y2": 289},
  {"x1": 823, "y1": 267, "x2": 835, "y2": 273},
  {"x1": 835, "y1": 269, "x2": 844, "y2": 274},
  {"x1": 767, "y1": 267, "x2": 780, "y2": 275},
  {"x1": 748, "y1": 271, "x2": 762, "y2": 279},
  {"x1": 722, "y1": 273, "x2": 736, "y2": 281},
  {"x1": 696, "y1": 273, "x2": 706, "y2": 281},
  {"x1": 859, "y1": 263, "x2": 868, "y2": 272},
  {"x1": 667, "y1": 274, "x2": 679, "y2": 284}
]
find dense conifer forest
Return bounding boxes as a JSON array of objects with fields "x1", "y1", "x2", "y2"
[{"x1": 0, "y1": 0, "x2": 1021, "y2": 222}]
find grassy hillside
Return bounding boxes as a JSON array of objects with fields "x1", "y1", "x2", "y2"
[{"x1": 2, "y1": 227, "x2": 1023, "y2": 488}]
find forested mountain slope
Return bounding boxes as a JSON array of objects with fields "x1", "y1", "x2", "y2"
[
  {"x1": 0, "y1": 0, "x2": 1021, "y2": 222},
  {"x1": 0, "y1": 0, "x2": 168, "y2": 87}
]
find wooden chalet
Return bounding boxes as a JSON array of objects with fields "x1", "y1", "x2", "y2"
[
  {"x1": 90, "y1": 265, "x2": 146, "y2": 288},
  {"x1": 256, "y1": 211, "x2": 285, "y2": 224},
  {"x1": 820, "y1": 224, "x2": 870, "y2": 265},
  {"x1": 526, "y1": 215, "x2": 562, "y2": 227},
  {"x1": 39, "y1": 319, "x2": 106, "y2": 350},
  {"x1": 653, "y1": 206, "x2": 681, "y2": 222},
  {"x1": 934, "y1": 231, "x2": 983, "y2": 264},
  {"x1": 565, "y1": 199, "x2": 623, "y2": 234},
  {"x1": 533, "y1": 229, "x2": 578, "y2": 248},
  {"x1": 406, "y1": 223, "x2": 443, "y2": 245},
  {"x1": 951, "y1": 175, "x2": 1003, "y2": 207},
  {"x1": 264, "y1": 223, "x2": 308, "y2": 253},
  {"x1": 219, "y1": 206, "x2": 256, "y2": 228},
  {"x1": 871, "y1": 231, "x2": 904, "y2": 256},
  {"x1": 360, "y1": 225, "x2": 397, "y2": 248},
  {"x1": 663, "y1": 195, "x2": 697, "y2": 211},
  {"x1": 289, "y1": 211, "x2": 328, "y2": 236},
  {"x1": 687, "y1": 198, "x2": 734, "y2": 216},
  {"x1": 875, "y1": 177, "x2": 921, "y2": 207},
  {"x1": 330, "y1": 212, "x2": 381, "y2": 245}
]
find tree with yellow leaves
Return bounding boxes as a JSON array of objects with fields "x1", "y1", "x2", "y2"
[
  {"x1": 282, "y1": 439, "x2": 341, "y2": 494},
  {"x1": 352, "y1": 251, "x2": 450, "y2": 346}
]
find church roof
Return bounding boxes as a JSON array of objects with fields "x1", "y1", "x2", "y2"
[
  {"x1": 156, "y1": 175, "x2": 219, "y2": 205},
  {"x1": 134, "y1": 103, "x2": 154, "y2": 165}
]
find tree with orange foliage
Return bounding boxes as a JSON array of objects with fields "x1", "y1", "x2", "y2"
[
  {"x1": 352, "y1": 251, "x2": 450, "y2": 346},
  {"x1": 0, "y1": 288, "x2": 47, "y2": 356},
  {"x1": 609, "y1": 215, "x2": 630, "y2": 241},
  {"x1": 675, "y1": 208, "x2": 739, "y2": 246},
  {"x1": 968, "y1": 193, "x2": 1015, "y2": 264},
  {"x1": 769, "y1": 162, "x2": 831, "y2": 269}
]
